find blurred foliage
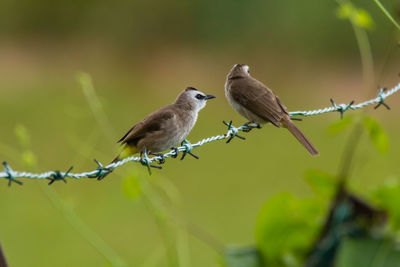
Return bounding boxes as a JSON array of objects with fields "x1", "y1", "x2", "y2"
[
  {"x1": 14, "y1": 124, "x2": 37, "y2": 168},
  {"x1": 304, "y1": 170, "x2": 337, "y2": 200},
  {"x1": 121, "y1": 174, "x2": 141, "y2": 200},
  {"x1": 335, "y1": 237, "x2": 400, "y2": 267},
  {"x1": 0, "y1": 0, "x2": 399, "y2": 56},
  {"x1": 255, "y1": 193, "x2": 323, "y2": 266},
  {"x1": 224, "y1": 247, "x2": 263, "y2": 267},
  {"x1": 363, "y1": 115, "x2": 389, "y2": 154},
  {"x1": 14, "y1": 124, "x2": 30, "y2": 148},
  {"x1": 337, "y1": 2, "x2": 375, "y2": 30},
  {"x1": 1, "y1": 0, "x2": 400, "y2": 266},
  {"x1": 370, "y1": 178, "x2": 400, "y2": 231},
  {"x1": 327, "y1": 116, "x2": 354, "y2": 136}
]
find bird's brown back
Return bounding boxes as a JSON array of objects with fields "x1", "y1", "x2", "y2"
[
  {"x1": 117, "y1": 105, "x2": 176, "y2": 147},
  {"x1": 228, "y1": 76, "x2": 287, "y2": 127}
]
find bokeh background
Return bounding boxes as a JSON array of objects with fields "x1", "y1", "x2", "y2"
[{"x1": 0, "y1": 0, "x2": 400, "y2": 266}]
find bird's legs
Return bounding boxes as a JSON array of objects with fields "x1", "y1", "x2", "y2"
[
  {"x1": 171, "y1": 147, "x2": 179, "y2": 158},
  {"x1": 149, "y1": 152, "x2": 166, "y2": 164},
  {"x1": 140, "y1": 148, "x2": 162, "y2": 175},
  {"x1": 242, "y1": 121, "x2": 261, "y2": 132},
  {"x1": 290, "y1": 117, "x2": 303, "y2": 121}
]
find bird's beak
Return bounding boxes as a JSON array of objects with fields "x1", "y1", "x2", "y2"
[{"x1": 205, "y1": 95, "x2": 216, "y2": 100}]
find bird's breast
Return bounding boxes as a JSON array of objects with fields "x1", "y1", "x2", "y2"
[{"x1": 225, "y1": 83, "x2": 266, "y2": 124}]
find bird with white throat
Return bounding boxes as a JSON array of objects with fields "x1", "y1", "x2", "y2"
[{"x1": 99, "y1": 87, "x2": 216, "y2": 179}]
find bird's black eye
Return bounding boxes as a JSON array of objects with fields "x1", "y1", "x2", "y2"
[{"x1": 195, "y1": 94, "x2": 205, "y2": 100}]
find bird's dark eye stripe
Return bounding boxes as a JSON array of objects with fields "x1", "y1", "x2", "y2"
[{"x1": 195, "y1": 94, "x2": 205, "y2": 100}]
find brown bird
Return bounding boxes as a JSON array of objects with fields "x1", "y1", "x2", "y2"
[
  {"x1": 99, "y1": 87, "x2": 216, "y2": 179},
  {"x1": 225, "y1": 64, "x2": 319, "y2": 156}
]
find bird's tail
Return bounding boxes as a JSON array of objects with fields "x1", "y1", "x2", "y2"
[
  {"x1": 98, "y1": 145, "x2": 139, "y2": 180},
  {"x1": 281, "y1": 117, "x2": 319, "y2": 156}
]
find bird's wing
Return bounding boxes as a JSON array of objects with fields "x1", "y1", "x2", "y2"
[
  {"x1": 117, "y1": 106, "x2": 176, "y2": 146},
  {"x1": 230, "y1": 77, "x2": 285, "y2": 126}
]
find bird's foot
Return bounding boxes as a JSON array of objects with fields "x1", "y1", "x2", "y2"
[
  {"x1": 150, "y1": 152, "x2": 166, "y2": 164},
  {"x1": 241, "y1": 121, "x2": 261, "y2": 132},
  {"x1": 290, "y1": 117, "x2": 303, "y2": 121},
  {"x1": 140, "y1": 150, "x2": 162, "y2": 175},
  {"x1": 171, "y1": 147, "x2": 179, "y2": 158}
]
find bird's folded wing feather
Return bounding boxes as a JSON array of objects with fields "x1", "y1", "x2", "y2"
[
  {"x1": 230, "y1": 78, "x2": 285, "y2": 126},
  {"x1": 117, "y1": 106, "x2": 176, "y2": 145}
]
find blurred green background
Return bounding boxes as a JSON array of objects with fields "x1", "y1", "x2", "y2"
[{"x1": 0, "y1": 0, "x2": 400, "y2": 266}]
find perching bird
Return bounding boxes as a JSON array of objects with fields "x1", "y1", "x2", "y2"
[
  {"x1": 98, "y1": 87, "x2": 216, "y2": 179},
  {"x1": 225, "y1": 64, "x2": 319, "y2": 156}
]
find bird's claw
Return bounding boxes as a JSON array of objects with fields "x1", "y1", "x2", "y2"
[
  {"x1": 171, "y1": 147, "x2": 179, "y2": 158},
  {"x1": 290, "y1": 117, "x2": 303, "y2": 121},
  {"x1": 150, "y1": 153, "x2": 166, "y2": 164},
  {"x1": 140, "y1": 150, "x2": 162, "y2": 175},
  {"x1": 241, "y1": 121, "x2": 261, "y2": 133}
]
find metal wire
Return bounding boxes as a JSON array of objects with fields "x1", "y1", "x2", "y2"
[{"x1": 1, "y1": 82, "x2": 399, "y2": 184}]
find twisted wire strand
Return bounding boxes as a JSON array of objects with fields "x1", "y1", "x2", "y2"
[
  {"x1": 289, "y1": 82, "x2": 400, "y2": 116},
  {"x1": 1, "y1": 82, "x2": 399, "y2": 183}
]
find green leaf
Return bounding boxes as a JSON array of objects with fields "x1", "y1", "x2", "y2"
[
  {"x1": 336, "y1": 3, "x2": 374, "y2": 30},
  {"x1": 336, "y1": 2, "x2": 354, "y2": 20},
  {"x1": 370, "y1": 178, "x2": 400, "y2": 230},
  {"x1": 255, "y1": 193, "x2": 323, "y2": 265},
  {"x1": 327, "y1": 116, "x2": 353, "y2": 136},
  {"x1": 224, "y1": 247, "x2": 263, "y2": 267},
  {"x1": 354, "y1": 9, "x2": 374, "y2": 29},
  {"x1": 14, "y1": 124, "x2": 30, "y2": 148},
  {"x1": 21, "y1": 150, "x2": 37, "y2": 169},
  {"x1": 363, "y1": 116, "x2": 389, "y2": 154},
  {"x1": 335, "y1": 237, "x2": 400, "y2": 267},
  {"x1": 304, "y1": 169, "x2": 337, "y2": 199},
  {"x1": 122, "y1": 175, "x2": 141, "y2": 199}
]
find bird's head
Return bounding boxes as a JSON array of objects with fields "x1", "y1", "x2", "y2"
[
  {"x1": 227, "y1": 64, "x2": 250, "y2": 79},
  {"x1": 175, "y1": 87, "x2": 216, "y2": 112}
]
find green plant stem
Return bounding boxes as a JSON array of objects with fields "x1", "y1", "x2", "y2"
[
  {"x1": 351, "y1": 20, "x2": 375, "y2": 91},
  {"x1": 370, "y1": 239, "x2": 392, "y2": 267},
  {"x1": 373, "y1": 0, "x2": 400, "y2": 31},
  {"x1": 13, "y1": 125, "x2": 126, "y2": 267},
  {"x1": 149, "y1": 176, "x2": 224, "y2": 253},
  {"x1": 78, "y1": 72, "x2": 116, "y2": 141},
  {"x1": 140, "y1": 245, "x2": 164, "y2": 267},
  {"x1": 337, "y1": 122, "x2": 364, "y2": 182},
  {"x1": 79, "y1": 75, "x2": 187, "y2": 266},
  {"x1": 139, "y1": 182, "x2": 180, "y2": 267},
  {"x1": 38, "y1": 183, "x2": 127, "y2": 267},
  {"x1": 336, "y1": 0, "x2": 374, "y2": 91}
]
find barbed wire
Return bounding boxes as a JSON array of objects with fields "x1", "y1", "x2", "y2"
[{"x1": 1, "y1": 82, "x2": 399, "y2": 185}]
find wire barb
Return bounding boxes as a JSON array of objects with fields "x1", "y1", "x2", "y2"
[
  {"x1": 181, "y1": 140, "x2": 199, "y2": 160},
  {"x1": 330, "y1": 98, "x2": 355, "y2": 119},
  {"x1": 2, "y1": 161, "x2": 22, "y2": 186},
  {"x1": 374, "y1": 88, "x2": 390, "y2": 110},
  {"x1": 47, "y1": 166, "x2": 73, "y2": 185},
  {"x1": 89, "y1": 159, "x2": 112, "y2": 180},
  {"x1": 223, "y1": 120, "x2": 246, "y2": 143}
]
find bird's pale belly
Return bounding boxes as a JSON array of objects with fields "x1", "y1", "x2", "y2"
[
  {"x1": 143, "y1": 124, "x2": 193, "y2": 153},
  {"x1": 225, "y1": 90, "x2": 266, "y2": 124}
]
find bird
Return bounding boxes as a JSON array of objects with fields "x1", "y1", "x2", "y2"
[
  {"x1": 225, "y1": 64, "x2": 319, "y2": 156},
  {"x1": 98, "y1": 87, "x2": 216, "y2": 179}
]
